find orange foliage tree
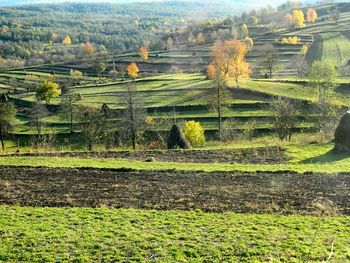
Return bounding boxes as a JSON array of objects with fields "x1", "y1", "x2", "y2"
[
  {"x1": 82, "y1": 42, "x2": 96, "y2": 55},
  {"x1": 307, "y1": 8, "x2": 318, "y2": 23},
  {"x1": 196, "y1": 33, "x2": 205, "y2": 45},
  {"x1": 139, "y1": 47, "x2": 149, "y2": 61},
  {"x1": 285, "y1": 14, "x2": 294, "y2": 26},
  {"x1": 210, "y1": 39, "x2": 251, "y2": 87},
  {"x1": 127, "y1": 63, "x2": 139, "y2": 80}
]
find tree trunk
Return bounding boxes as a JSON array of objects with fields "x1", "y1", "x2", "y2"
[
  {"x1": 217, "y1": 82, "x2": 222, "y2": 141},
  {"x1": 0, "y1": 133, "x2": 4, "y2": 151}
]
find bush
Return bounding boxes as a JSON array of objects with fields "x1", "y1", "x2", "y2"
[
  {"x1": 281, "y1": 36, "x2": 300, "y2": 45},
  {"x1": 183, "y1": 121, "x2": 206, "y2": 147}
]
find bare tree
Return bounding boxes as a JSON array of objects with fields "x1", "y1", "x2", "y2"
[
  {"x1": 0, "y1": 102, "x2": 16, "y2": 150},
  {"x1": 61, "y1": 90, "x2": 81, "y2": 134},
  {"x1": 120, "y1": 82, "x2": 146, "y2": 150},
  {"x1": 30, "y1": 103, "x2": 48, "y2": 136},
  {"x1": 259, "y1": 44, "x2": 279, "y2": 78},
  {"x1": 270, "y1": 97, "x2": 299, "y2": 141}
]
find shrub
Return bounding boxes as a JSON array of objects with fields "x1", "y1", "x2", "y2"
[
  {"x1": 183, "y1": 121, "x2": 206, "y2": 147},
  {"x1": 167, "y1": 124, "x2": 191, "y2": 149},
  {"x1": 281, "y1": 36, "x2": 300, "y2": 45}
]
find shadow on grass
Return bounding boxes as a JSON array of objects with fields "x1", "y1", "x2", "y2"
[{"x1": 302, "y1": 149, "x2": 350, "y2": 164}]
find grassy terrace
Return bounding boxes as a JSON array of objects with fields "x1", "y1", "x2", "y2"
[
  {"x1": 0, "y1": 141, "x2": 349, "y2": 174},
  {"x1": 0, "y1": 207, "x2": 348, "y2": 262}
]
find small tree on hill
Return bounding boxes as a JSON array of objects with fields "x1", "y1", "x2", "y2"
[
  {"x1": 0, "y1": 102, "x2": 16, "y2": 150},
  {"x1": 292, "y1": 10, "x2": 305, "y2": 28},
  {"x1": 82, "y1": 42, "x2": 96, "y2": 55},
  {"x1": 139, "y1": 46, "x2": 149, "y2": 61},
  {"x1": 196, "y1": 33, "x2": 205, "y2": 45},
  {"x1": 96, "y1": 60, "x2": 107, "y2": 80},
  {"x1": 62, "y1": 35, "x2": 72, "y2": 45},
  {"x1": 240, "y1": 24, "x2": 249, "y2": 38},
  {"x1": 61, "y1": 90, "x2": 82, "y2": 134},
  {"x1": 307, "y1": 8, "x2": 318, "y2": 23},
  {"x1": 127, "y1": 62, "x2": 139, "y2": 80},
  {"x1": 259, "y1": 44, "x2": 279, "y2": 78},
  {"x1": 30, "y1": 103, "x2": 48, "y2": 137},
  {"x1": 183, "y1": 120, "x2": 206, "y2": 147},
  {"x1": 36, "y1": 80, "x2": 61, "y2": 105},
  {"x1": 270, "y1": 97, "x2": 299, "y2": 141},
  {"x1": 308, "y1": 61, "x2": 339, "y2": 134},
  {"x1": 248, "y1": 16, "x2": 258, "y2": 26},
  {"x1": 120, "y1": 82, "x2": 146, "y2": 150}
]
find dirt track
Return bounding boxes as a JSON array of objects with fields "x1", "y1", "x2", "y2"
[
  {"x1": 6, "y1": 146, "x2": 287, "y2": 164},
  {"x1": 0, "y1": 166, "x2": 349, "y2": 215}
]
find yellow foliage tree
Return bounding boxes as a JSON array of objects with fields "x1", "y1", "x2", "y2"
[
  {"x1": 241, "y1": 24, "x2": 249, "y2": 38},
  {"x1": 243, "y1": 36, "x2": 254, "y2": 50},
  {"x1": 62, "y1": 35, "x2": 72, "y2": 45},
  {"x1": 210, "y1": 39, "x2": 251, "y2": 86},
  {"x1": 127, "y1": 63, "x2": 139, "y2": 80},
  {"x1": 292, "y1": 10, "x2": 305, "y2": 28},
  {"x1": 300, "y1": 44, "x2": 309, "y2": 55},
  {"x1": 183, "y1": 120, "x2": 206, "y2": 147},
  {"x1": 36, "y1": 80, "x2": 61, "y2": 105},
  {"x1": 82, "y1": 42, "x2": 96, "y2": 55},
  {"x1": 196, "y1": 33, "x2": 205, "y2": 45},
  {"x1": 139, "y1": 46, "x2": 149, "y2": 61},
  {"x1": 70, "y1": 69, "x2": 83, "y2": 78},
  {"x1": 307, "y1": 8, "x2": 318, "y2": 23}
]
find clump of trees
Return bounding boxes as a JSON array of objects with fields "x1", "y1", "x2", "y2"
[{"x1": 281, "y1": 36, "x2": 300, "y2": 45}]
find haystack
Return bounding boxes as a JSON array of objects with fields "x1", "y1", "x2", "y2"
[
  {"x1": 334, "y1": 111, "x2": 350, "y2": 152},
  {"x1": 167, "y1": 124, "x2": 191, "y2": 149}
]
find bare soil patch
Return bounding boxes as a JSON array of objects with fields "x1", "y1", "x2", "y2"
[
  {"x1": 0, "y1": 166, "x2": 348, "y2": 215},
  {"x1": 8, "y1": 146, "x2": 288, "y2": 164}
]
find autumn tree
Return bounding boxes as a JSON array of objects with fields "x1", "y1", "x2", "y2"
[
  {"x1": 196, "y1": 33, "x2": 205, "y2": 45},
  {"x1": 139, "y1": 46, "x2": 149, "y2": 61},
  {"x1": 62, "y1": 35, "x2": 72, "y2": 45},
  {"x1": 82, "y1": 42, "x2": 96, "y2": 55},
  {"x1": 36, "y1": 80, "x2": 61, "y2": 105},
  {"x1": 259, "y1": 44, "x2": 279, "y2": 78},
  {"x1": 70, "y1": 69, "x2": 83, "y2": 79},
  {"x1": 292, "y1": 10, "x2": 305, "y2": 28},
  {"x1": 210, "y1": 39, "x2": 251, "y2": 87},
  {"x1": 240, "y1": 24, "x2": 249, "y2": 38},
  {"x1": 243, "y1": 36, "x2": 254, "y2": 50},
  {"x1": 0, "y1": 102, "x2": 16, "y2": 150},
  {"x1": 127, "y1": 62, "x2": 139, "y2": 80},
  {"x1": 206, "y1": 62, "x2": 216, "y2": 79},
  {"x1": 307, "y1": 8, "x2": 318, "y2": 23}
]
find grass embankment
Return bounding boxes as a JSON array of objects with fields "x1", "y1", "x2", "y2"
[
  {"x1": 0, "y1": 206, "x2": 349, "y2": 262},
  {"x1": 1, "y1": 142, "x2": 350, "y2": 173}
]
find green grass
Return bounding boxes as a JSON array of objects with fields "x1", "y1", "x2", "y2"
[
  {"x1": 319, "y1": 32, "x2": 350, "y2": 66},
  {"x1": 1, "y1": 142, "x2": 350, "y2": 173},
  {"x1": 0, "y1": 206, "x2": 349, "y2": 262}
]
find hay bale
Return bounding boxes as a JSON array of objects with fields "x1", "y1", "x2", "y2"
[
  {"x1": 167, "y1": 124, "x2": 191, "y2": 150},
  {"x1": 334, "y1": 111, "x2": 350, "y2": 152}
]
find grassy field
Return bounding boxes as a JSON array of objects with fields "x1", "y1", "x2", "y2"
[{"x1": 0, "y1": 207, "x2": 349, "y2": 262}]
